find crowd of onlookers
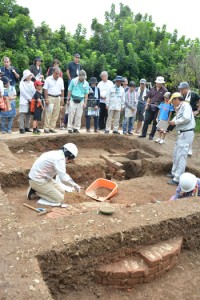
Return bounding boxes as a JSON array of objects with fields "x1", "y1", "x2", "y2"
[{"x1": 0, "y1": 53, "x2": 200, "y2": 190}]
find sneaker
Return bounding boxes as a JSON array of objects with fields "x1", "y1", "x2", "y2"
[
  {"x1": 44, "y1": 129, "x2": 49, "y2": 133},
  {"x1": 86, "y1": 129, "x2": 91, "y2": 133},
  {"x1": 149, "y1": 136, "x2": 153, "y2": 140},
  {"x1": 8, "y1": 130, "x2": 12, "y2": 134},
  {"x1": 25, "y1": 128, "x2": 32, "y2": 132},
  {"x1": 1, "y1": 131, "x2": 6, "y2": 134},
  {"x1": 27, "y1": 187, "x2": 36, "y2": 200},
  {"x1": 49, "y1": 129, "x2": 57, "y2": 133},
  {"x1": 36, "y1": 128, "x2": 41, "y2": 133},
  {"x1": 60, "y1": 126, "x2": 65, "y2": 130},
  {"x1": 138, "y1": 135, "x2": 146, "y2": 138},
  {"x1": 19, "y1": 129, "x2": 25, "y2": 134},
  {"x1": 123, "y1": 132, "x2": 128, "y2": 135},
  {"x1": 113, "y1": 131, "x2": 120, "y2": 134},
  {"x1": 105, "y1": 130, "x2": 109, "y2": 134},
  {"x1": 155, "y1": 138, "x2": 161, "y2": 143},
  {"x1": 68, "y1": 130, "x2": 73, "y2": 133},
  {"x1": 73, "y1": 129, "x2": 80, "y2": 133},
  {"x1": 167, "y1": 179, "x2": 179, "y2": 186},
  {"x1": 167, "y1": 174, "x2": 174, "y2": 178},
  {"x1": 94, "y1": 130, "x2": 99, "y2": 133},
  {"x1": 128, "y1": 132, "x2": 133, "y2": 135},
  {"x1": 33, "y1": 130, "x2": 40, "y2": 135},
  {"x1": 159, "y1": 139, "x2": 165, "y2": 144}
]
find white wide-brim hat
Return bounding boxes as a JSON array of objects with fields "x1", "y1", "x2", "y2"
[
  {"x1": 21, "y1": 69, "x2": 33, "y2": 81},
  {"x1": 155, "y1": 76, "x2": 165, "y2": 84}
]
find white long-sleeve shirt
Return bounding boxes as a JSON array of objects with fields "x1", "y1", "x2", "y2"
[
  {"x1": 0, "y1": 80, "x2": 4, "y2": 96},
  {"x1": 107, "y1": 85, "x2": 125, "y2": 111},
  {"x1": 19, "y1": 81, "x2": 35, "y2": 105},
  {"x1": 29, "y1": 150, "x2": 76, "y2": 187},
  {"x1": 172, "y1": 101, "x2": 196, "y2": 131}
]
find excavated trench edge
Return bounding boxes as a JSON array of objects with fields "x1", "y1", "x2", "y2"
[{"x1": 37, "y1": 211, "x2": 200, "y2": 298}]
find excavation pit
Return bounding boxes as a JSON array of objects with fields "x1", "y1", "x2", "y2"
[{"x1": 1, "y1": 132, "x2": 200, "y2": 299}]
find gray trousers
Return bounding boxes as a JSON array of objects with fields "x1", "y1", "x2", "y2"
[
  {"x1": 171, "y1": 131, "x2": 194, "y2": 182},
  {"x1": 19, "y1": 113, "x2": 31, "y2": 130}
]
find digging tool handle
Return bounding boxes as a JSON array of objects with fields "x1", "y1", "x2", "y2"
[{"x1": 23, "y1": 203, "x2": 38, "y2": 212}]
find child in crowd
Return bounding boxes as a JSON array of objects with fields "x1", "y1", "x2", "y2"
[
  {"x1": 59, "y1": 103, "x2": 68, "y2": 129},
  {"x1": 85, "y1": 77, "x2": 100, "y2": 132},
  {"x1": 30, "y1": 80, "x2": 44, "y2": 134},
  {"x1": 0, "y1": 76, "x2": 16, "y2": 134},
  {"x1": 122, "y1": 81, "x2": 138, "y2": 135},
  {"x1": 155, "y1": 92, "x2": 174, "y2": 144}
]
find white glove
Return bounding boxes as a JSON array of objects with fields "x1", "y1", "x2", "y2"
[{"x1": 74, "y1": 184, "x2": 81, "y2": 193}]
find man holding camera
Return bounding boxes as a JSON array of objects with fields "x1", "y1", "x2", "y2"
[{"x1": 0, "y1": 56, "x2": 20, "y2": 87}]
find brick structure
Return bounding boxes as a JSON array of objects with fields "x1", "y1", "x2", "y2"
[
  {"x1": 100, "y1": 154, "x2": 125, "y2": 181},
  {"x1": 94, "y1": 237, "x2": 183, "y2": 288}
]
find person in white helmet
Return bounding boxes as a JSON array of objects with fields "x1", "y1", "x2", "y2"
[
  {"x1": 169, "y1": 172, "x2": 200, "y2": 201},
  {"x1": 27, "y1": 143, "x2": 80, "y2": 203}
]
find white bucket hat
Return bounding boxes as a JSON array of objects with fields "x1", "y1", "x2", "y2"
[
  {"x1": 155, "y1": 76, "x2": 165, "y2": 84},
  {"x1": 21, "y1": 69, "x2": 33, "y2": 81}
]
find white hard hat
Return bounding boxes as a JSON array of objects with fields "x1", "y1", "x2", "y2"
[
  {"x1": 179, "y1": 172, "x2": 197, "y2": 192},
  {"x1": 63, "y1": 143, "x2": 78, "y2": 158}
]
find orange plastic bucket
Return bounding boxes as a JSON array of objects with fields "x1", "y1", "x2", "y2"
[{"x1": 85, "y1": 178, "x2": 118, "y2": 201}]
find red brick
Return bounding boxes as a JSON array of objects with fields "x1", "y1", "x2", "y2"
[
  {"x1": 125, "y1": 257, "x2": 149, "y2": 277},
  {"x1": 143, "y1": 274, "x2": 155, "y2": 283},
  {"x1": 153, "y1": 237, "x2": 183, "y2": 260},
  {"x1": 148, "y1": 265, "x2": 159, "y2": 275},
  {"x1": 127, "y1": 278, "x2": 140, "y2": 285},
  {"x1": 139, "y1": 249, "x2": 162, "y2": 267},
  {"x1": 106, "y1": 278, "x2": 121, "y2": 285},
  {"x1": 120, "y1": 279, "x2": 128, "y2": 285},
  {"x1": 116, "y1": 169, "x2": 125, "y2": 176},
  {"x1": 155, "y1": 268, "x2": 167, "y2": 278},
  {"x1": 170, "y1": 254, "x2": 179, "y2": 267},
  {"x1": 161, "y1": 259, "x2": 171, "y2": 269},
  {"x1": 113, "y1": 162, "x2": 124, "y2": 170}
]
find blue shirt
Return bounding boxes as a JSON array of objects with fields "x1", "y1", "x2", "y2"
[
  {"x1": 68, "y1": 77, "x2": 89, "y2": 98},
  {"x1": 172, "y1": 179, "x2": 200, "y2": 200},
  {"x1": 158, "y1": 102, "x2": 174, "y2": 121}
]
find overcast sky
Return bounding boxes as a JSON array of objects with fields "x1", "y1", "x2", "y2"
[{"x1": 16, "y1": 0, "x2": 199, "y2": 40}]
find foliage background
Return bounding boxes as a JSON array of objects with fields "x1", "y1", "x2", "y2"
[{"x1": 0, "y1": 0, "x2": 200, "y2": 94}]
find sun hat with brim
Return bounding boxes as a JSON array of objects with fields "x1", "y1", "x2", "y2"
[
  {"x1": 34, "y1": 56, "x2": 43, "y2": 62},
  {"x1": 113, "y1": 75, "x2": 124, "y2": 82},
  {"x1": 178, "y1": 82, "x2": 189, "y2": 89},
  {"x1": 21, "y1": 70, "x2": 33, "y2": 81},
  {"x1": 1, "y1": 76, "x2": 10, "y2": 85},
  {"x1": 169, "y1": 92, "x2": 183, "y2": 103},
  {"x1": 155, "y1": 76, "x2": 165, "y2": 84},
  {"x1": 89, "y1": 77, "x2": 98, "y2": 84}
]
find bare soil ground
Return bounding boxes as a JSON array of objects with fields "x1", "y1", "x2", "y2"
[{"x1": 1, "y1": 126, "x2": 200, "y2": 299}]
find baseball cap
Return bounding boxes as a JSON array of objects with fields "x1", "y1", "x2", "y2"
[
  {"x1": 34, "y1": 80, "x2": 44, "y2": 87},
  {"x1": 164, "y1": 92, "x2": 171, "y2": 98},
  {"x1": 140, "y1": 79, "x2": 146, "y2": 84},
  {"x1": 74, "y1": 53, "x2": 80, "y2": 58},
  {"x1": 178, "y1": 82, "x2": 189, "y2": 89}
]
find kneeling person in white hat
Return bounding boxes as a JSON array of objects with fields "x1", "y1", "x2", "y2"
[
  {"x1": 169, "y1": 172, "x2": 200, "y2": 201},
  {"x1": 27, "y1": 143, "x2": 80, "y2": 203}
]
